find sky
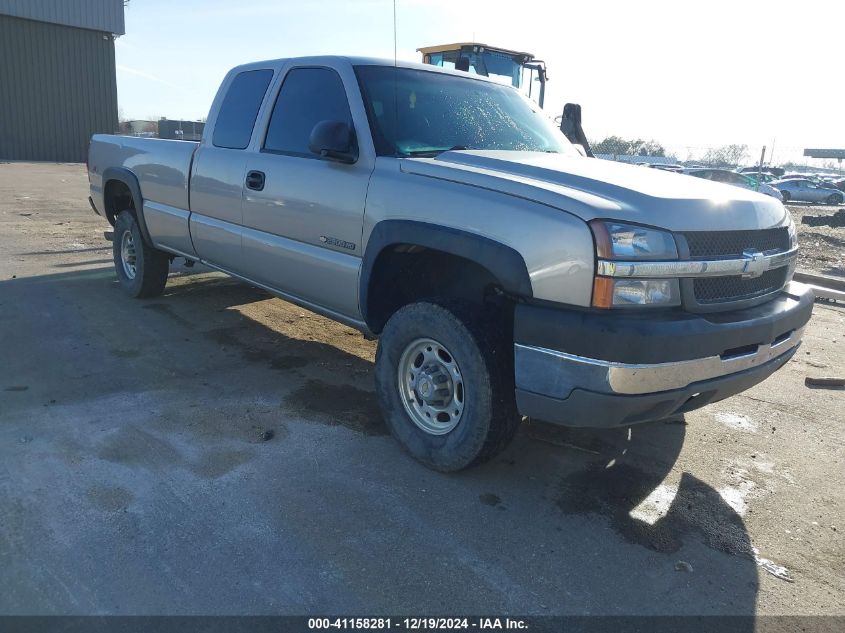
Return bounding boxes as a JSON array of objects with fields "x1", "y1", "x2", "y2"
[{"x1": 116, "y1": 0, "x2": 845, "y2": 164}]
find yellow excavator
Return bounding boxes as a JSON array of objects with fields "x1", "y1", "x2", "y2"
[{"x1": 418, "y1": 42, "x2": 593, "y2": 156}]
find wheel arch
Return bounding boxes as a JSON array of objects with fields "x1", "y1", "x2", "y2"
[
  {"x1": 102, "y1": 167, "x2": 154, "y2": 246},
  {"x1": 360, "y1": 220, "x2": 533, "y2": 333}
]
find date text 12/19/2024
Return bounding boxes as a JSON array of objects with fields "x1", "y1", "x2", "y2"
[{"x1": 308, "y1": 618, "x2": 528, "y2": 630}]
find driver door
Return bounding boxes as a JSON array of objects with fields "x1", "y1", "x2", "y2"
[
  {"x1": 806, "y1": 182, "x2": 824, "y2": 202},
  {"x1": 238, "y1": 65, "x2": 373, "y2": 319},
  {"x1": 797, "y1": 181, "x2": 814, "y2": 202}
]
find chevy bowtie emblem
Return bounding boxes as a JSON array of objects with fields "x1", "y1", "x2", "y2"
[{"x1": 741, "y1": 250, "x2": 769, "y2": 279}]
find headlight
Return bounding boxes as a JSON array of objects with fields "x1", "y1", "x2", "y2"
[
  {"x1": 610, "y1": 279, "x2": 679, "y2": 305},
  {"x1": 590, "y1": 221, "x2": 681, "y2": 308},
  {"x1": 787, "y1": 219, "x2": 797, "y2": 249},
  {"x1": 786, "y1": 219, "x2": 798, "y2": 283},
  {"x1": 590, "y1": 220, "x2": 678, "y2": 260},
  {"x1": 592, "y1": 277, "x2": 681, "y2": 308}
]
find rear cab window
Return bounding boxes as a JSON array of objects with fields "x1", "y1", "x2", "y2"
[{"x1": 212, "y1": 69, "x2": 274, "y2": 149}]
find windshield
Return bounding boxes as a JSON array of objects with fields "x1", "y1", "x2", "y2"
[
  {"x1": 425, "y1": 49, "x2": 522, "y2": 87},
  {"x1": 354, "y1": 65, "x2": 574, "y2": 157}
]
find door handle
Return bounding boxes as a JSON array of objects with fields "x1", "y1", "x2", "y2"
[{"x1": 245, "y1": 170, "x2": 265, "y2": 191}]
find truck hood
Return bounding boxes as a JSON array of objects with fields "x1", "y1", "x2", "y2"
[{"x1": 401, "y1": 150, "x2": 789, "y2": 232}]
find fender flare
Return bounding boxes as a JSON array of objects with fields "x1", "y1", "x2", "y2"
[
  {"x1": 360, "y1": 219, "x2": 533, "y2": 326},
  {"x1": 102, "y1": 167, "x2": 153, "y2": 246}
]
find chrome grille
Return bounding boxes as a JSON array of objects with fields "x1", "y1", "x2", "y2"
[
  {"x1": 680, "y1": 228, "x2": 792, "y2": 307},
  {"x1": 683, "y1": 227, "x2": 790, "y2": 258},
  {"x1": 692, "y1": 268, "x2": 789, "y2": 305}
]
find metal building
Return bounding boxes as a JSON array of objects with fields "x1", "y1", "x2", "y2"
[{"x1": 0, "y1": 0, "x2": 125, "y2": 162}]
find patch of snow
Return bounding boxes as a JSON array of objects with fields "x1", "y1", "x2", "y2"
[
  {"x1": 751, "y1": 459, "x2": 775, "y2": 474},
  {"x1": 715, "y1": 412, "x2": 758, "y2": 432},
  {"x1": 753, "y1": 548, "x2": 794, "y2": 583},
  {"x1": 718, "y1": 479, "x2": 756, "y2": 517},
  {"x1": 629, "y1": 483, "x2": 678, "y2": 525}
]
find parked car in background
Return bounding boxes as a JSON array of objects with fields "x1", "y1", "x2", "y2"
[
  {"x1": 780, "y1": 173, "x2": 818, "y2": 182},
  {"x1": 683, "y1": 168, "x2": 783, "y2": 200},
  {"x1": 742, "y1": 171, "x2": 780, "y2": 184},
  {"x1": 829, "y1": 178, "x2": 845, "y2": 192},
  {"x1": 819, "y1": 178, "x2": 842, "y2": 190},
  {"x1": 648, "y1": 164, "x2": 684, "y2": 172},
  {"x1": 772, "y1": 178, "x2": 844, "y2": 204},
  {"x1": 740, "y1": 166, "x2": 784, "y2": 177}
]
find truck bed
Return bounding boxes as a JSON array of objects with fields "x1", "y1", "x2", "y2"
[{"x1": 88, "y1": 135, "x2": 198, "y2": 217}]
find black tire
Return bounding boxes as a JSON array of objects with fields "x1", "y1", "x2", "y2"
[
  {"x1": 780, "y1": 190, "x2": 790, "y2": 202},
  {"x1": 826, "y1": 194, "x2": 842, "y2": 205},
  {"x1": 375, "y1": 299, "x2": 520, "y2": 472},
  {"x1": 112, "y1": 210, "x2": 169, "y2": 298}
]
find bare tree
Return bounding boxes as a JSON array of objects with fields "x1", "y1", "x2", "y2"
[
  {"x1": 701, "y1": 144, "x2": 749, "y2": 168},
  {"x1": 592, "y1": 136, "x2": 667, "y2": 157}
]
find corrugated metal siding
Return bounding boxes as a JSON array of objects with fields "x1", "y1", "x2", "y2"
[
  {"x1": 0, "y1": 0, "x2": 124, "y2": 35},
  {"x1": 0, "y1": 15, "x2": 119, "y2": 162}
]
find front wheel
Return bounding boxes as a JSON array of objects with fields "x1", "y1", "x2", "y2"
[
  {"x1": 113, "y1": 210, "x2": 170, "y2": 298},
  {"x1": 780, "y1": 190, "x2": 790, "y2": 202},
  {"x1": 826, "y1": 194, "x2": 843, "y2": 205},
  {"x1": 374, "y1": 299, "x2": 520, "y2": 472}
]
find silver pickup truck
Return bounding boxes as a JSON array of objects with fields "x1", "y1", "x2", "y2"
[{"x1": 88, "y1": 56, "x2": 814, "y2": 471}]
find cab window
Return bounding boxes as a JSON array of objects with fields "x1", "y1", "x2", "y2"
[
  {"x1": 212, "y1": 69, "x2": 274, "y2": 150},
  {"x1": 263, "y1": 67, "x2": 354, "y2": 157}
]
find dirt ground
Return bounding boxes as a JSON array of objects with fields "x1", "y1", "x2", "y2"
[
  {"x1": 0, "y1": 163, "x2": 843, "y2": 617},
  {"x1": 787, "y1": 202, "x2": 845, "y2": 278}
]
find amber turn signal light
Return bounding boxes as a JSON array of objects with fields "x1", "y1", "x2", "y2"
[{"x1": 592, "y1": 276, "x2": 614, "y2": 309}]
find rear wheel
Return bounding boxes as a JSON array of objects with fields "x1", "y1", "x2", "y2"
[
  {"x1": 375, "y1": 299, "x2": 520, "y2": 472},
  {"x1": 113, "y1": 210, "x2": 169, "y2": 298}
]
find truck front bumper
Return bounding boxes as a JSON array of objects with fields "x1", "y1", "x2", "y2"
[{"x1": 514, "y1": 282, "x2": 814, "y2": 427}]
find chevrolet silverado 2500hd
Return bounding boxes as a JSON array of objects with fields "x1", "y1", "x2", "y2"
[{"x1": 88, "y1": 56, "x2": 813, "y2": 471}]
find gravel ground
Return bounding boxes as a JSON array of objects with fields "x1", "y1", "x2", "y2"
[
  {"x1": 787, "y1": 202, "x2": 845, "y2": 278},
  {"x1": 0, "y1": 163, "x2": 843, "y2": 617}
]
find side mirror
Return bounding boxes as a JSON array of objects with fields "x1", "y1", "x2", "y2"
[
  {"x1": 309, "y1": 120, "x2": 357, "y2": 164},
  {"x1": 560, "y1": 102, "x2": 594, "y2": 158}
]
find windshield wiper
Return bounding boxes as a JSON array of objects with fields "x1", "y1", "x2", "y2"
[
  {"x1": 405, "y1": 150, "x2": 445, "y2": 157},
  {"x1": 404, "y1": 146, "x2": 470, "y2": 158}
]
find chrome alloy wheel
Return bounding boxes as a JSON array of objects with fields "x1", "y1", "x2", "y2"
[
  {"x1": 120, "y1": 229, "x2": 137, "y2": 280},
  {"x1": 397, "y1": 337, "x2": 465, "y2": 435}
]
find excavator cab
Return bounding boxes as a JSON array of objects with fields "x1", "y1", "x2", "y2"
[
  {"x1": 419, "y1": 42, "x2": 593, "y2": 156},
  {"x1": 418, "y1": 43, "x2": 547, "y2": 108}
]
